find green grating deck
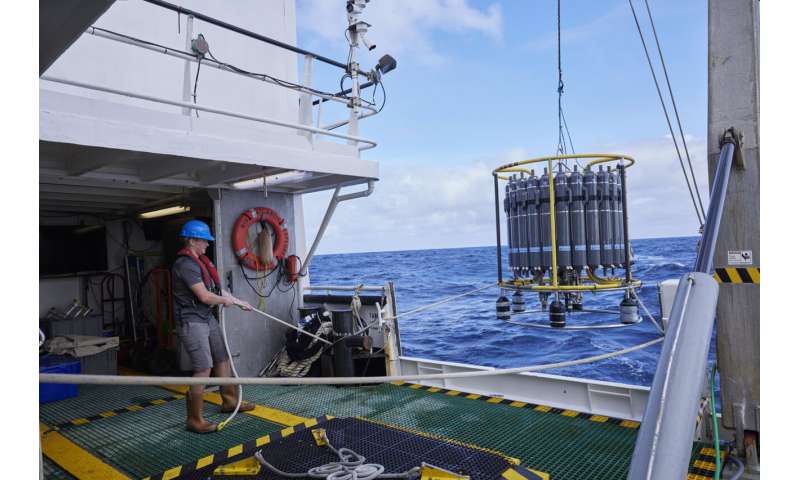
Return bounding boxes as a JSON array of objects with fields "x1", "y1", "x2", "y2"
[
  {"x1": 42, "y1": 457, "x2": 76, "y2": 480},
  {"x1": 242, "y1": 382, "x2": 638, "y2": 479},
  {"x1": 40, "y1": 385, "x2": 285, "y2": 479},
  {"x1": 40, "y1": 382, "x2": 721, "y2": 479}
]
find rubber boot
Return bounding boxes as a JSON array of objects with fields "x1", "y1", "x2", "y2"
[
  {"x1": 219, "y1": 385, "x2": 255, "y2": 413},
  {"x1": 186, "y1": 392, "x2": 217, "y2": 434}
]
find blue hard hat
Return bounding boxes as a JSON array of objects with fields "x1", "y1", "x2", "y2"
[{"x1": 180, "y1": 220, "x2": 215, "y2": 241}]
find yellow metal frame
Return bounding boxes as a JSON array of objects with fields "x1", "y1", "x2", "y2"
[{"x1": 493, "y1": 153, "x2": 638, "y2": 290}]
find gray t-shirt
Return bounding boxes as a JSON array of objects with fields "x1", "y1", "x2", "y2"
[{"x1": 172, "y1": 256, "x2": 216, "y2": 324}]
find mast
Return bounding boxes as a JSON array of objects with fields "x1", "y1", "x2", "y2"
[{"x1": 708, "y1": 0, "x2": 760, "y2": 469}]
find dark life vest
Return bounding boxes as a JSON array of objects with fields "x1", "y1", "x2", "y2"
[{"x1": 176, "y1": 247, "x2": 221, "y2": 294}]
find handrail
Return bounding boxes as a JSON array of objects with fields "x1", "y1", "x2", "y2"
[
  {"x1": 300, "y1": 181, "x2": 375, "y2": 276},
  {"x1": 304, "y1": 285, "x2": 386, "y2": 292},
  {"x1": 84, "y1": 27, "x2": 377, "y2": 114},
  {"x1": 40, "y1": 76, "x2": 378, "y2": 150},
  {"x1": 141, "y1": 0, "x2": 370, "y2": 77}
]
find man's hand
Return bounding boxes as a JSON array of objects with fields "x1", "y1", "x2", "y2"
[
  {"x1": 233, "y1": 298, "x2": 253, "y2": 311},
  {"x1": 221, "y1": 296, "x2": 236, "y2": 307}
]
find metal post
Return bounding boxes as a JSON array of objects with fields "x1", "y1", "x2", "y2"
[
  {"x1": 181, "y1": 15, "x2": 194, "y2": 116},
  {"x1": 300, "y1": 182, "x2": 374, "y2": 275},
  {"x1": 299, "y1": 54, "x2": 314, "y2": 141},
  {"x1": 619, "y1": 162, "x2": 632, "y2": 283},
  {"x1": 546, "y1": 160, "x2": 558, "y2": 287},
  {"x1": 493, "y1": 173, "x2": 503, "y2": 284},
  {"x1": 708, "y1": 0, "x2": 760, "y2": 457}
]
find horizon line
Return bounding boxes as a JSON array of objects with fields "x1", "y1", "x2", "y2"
[{"x1": 311, "y1": 233, "x2": 700, "y2": 257}]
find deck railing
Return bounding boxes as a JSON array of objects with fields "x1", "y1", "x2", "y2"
[{"x1": 40, "y1": 0, "x2": 381, "y2": 152}]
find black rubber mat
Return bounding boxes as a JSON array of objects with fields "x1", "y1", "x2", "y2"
[{"x1": 224, "y1": 417, "x2": 521, "y2": 480}]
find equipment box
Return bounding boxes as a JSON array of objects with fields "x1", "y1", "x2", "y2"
[
  {"x1": 39, "y1": 355, "x2": 80, "y2": 404},
  {"x1": 80, "y1": 348, "x2": 118, "y2": 375},
  {"x1": 40, "y1": 314, "x2": 104, "y2": 338}
]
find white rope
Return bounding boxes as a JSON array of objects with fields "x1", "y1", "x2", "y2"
[
  {"x1": 217, "y1": 313, "x2": 242, "y2": 430},
  {"x1": 322, "y1": 283, "x2": 496, "y2": 349},
  {"x1": 385, "y1": 283, "x2": 496, "y2": 320},
  {"x1": 249, "y1": 306, "x2": 332, "y2": 345},
  {"x1": 39, "y1": 337, "x2": 663, "y2": 386},
  {"x1": 630, "y1": 288, "x2": 665, "y2": 333}
]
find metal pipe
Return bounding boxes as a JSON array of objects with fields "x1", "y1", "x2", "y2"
[
  {"x1": 332, "y1": 308, "x2": 355, "y2": 377},
  {"x1": 300, "y1": 181, "x2": 375, "y2": 275},
  {"x1": 627, "y1": 272, "x2": 719, "y2": 479},
  {"x1": 40, "y1": 337, "x2": 664, "y2": 386},
  {"x1": 321, "y1": 109, "x2": 378, "y2": 131},
  {"x1": 180, "y1": 16, "x2": 194, "y2": 116},
  {"x1": 546, "y1": 161, "x2": 558, "y2": 286},
  {"x1": 140, "y1": 0, "x2": 369, "y2": 76},
  {"x1": 40, "y1": 76, "x2": 378, "y2": 149},
  {"x1": 695, "y1": 141, "x2": 735, "y2": 273},
  {"x1": 493, "y1": 173, "x2": 503, "y2": 283},
  {"x1": 312, "y1": 80, "x2": 376, "y2": 106},
  {"x1": 304, "y1": 285, "x2": 385, "y2": 292},
  {"x1": 84, "y1": 27, "x2": 363, "y2": 110}
]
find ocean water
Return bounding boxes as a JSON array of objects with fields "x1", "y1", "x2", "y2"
[{"x1": 309, "y1": 236, "x2": 711, "y2": 387}]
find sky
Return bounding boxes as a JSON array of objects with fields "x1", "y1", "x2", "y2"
[{"x1": 295, "y1": 0, "x2": 709, "y2": 254}]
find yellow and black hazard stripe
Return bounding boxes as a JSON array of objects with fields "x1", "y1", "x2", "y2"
[
  {"x1": 502, "y1": 466, "x2": 550, "y2": 480},
  {"x1": 392, "y1": 381, "x2": 640, "y2": 429},
  {"x1": 358, "y1": 417, "x2": 550, "y2": 480},
  {"x1": 52, "y1": 393, "x2": 185, "y2": 430},
  {"x1": 143, "y1": 415, "x2": 333, "y2": 480},
  {"x1": 40, "y1": 422, "x2": 131, "y2": 479},
  {"x1": 686, "y1": 447, "x2": 726, "y2": 479},
  {"x1": 713, "y1": 267, "x2": 760, "y2": 284}
]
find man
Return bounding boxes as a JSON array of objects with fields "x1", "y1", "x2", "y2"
[{"x1": 172, "y1": 219, "x2": 255, "y2": 433}]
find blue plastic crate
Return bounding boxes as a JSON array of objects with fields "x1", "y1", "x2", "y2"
[{"x1": 39, "y1": 355, "x2": 80, "y2": 404}]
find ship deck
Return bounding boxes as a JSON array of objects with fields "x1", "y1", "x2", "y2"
[{"x1": 40, "y1": 380, "x2": 722, "y2": 480}]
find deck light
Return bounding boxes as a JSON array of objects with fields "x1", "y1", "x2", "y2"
[
  {"x1": 232, "y1": 171, "x2": 312, "y2": 189},
  {"x1": 138, "y1": 205, "x2": 191, "y2": 219}
]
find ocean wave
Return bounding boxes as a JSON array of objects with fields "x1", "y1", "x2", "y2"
[{"x1": 311, "y1": 237, "x2": 707, "y2": 384}]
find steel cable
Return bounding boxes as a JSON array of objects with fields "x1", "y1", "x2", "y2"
[
  {"x1": 642, "y1": 0, "x2": 706, "y2": 220},
  {"x1": 627, "y1": 0, "x2": 704, "y2": 226}
]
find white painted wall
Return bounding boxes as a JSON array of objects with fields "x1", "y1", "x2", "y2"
[{"x1": 43, "y1": 0, "x2": 299, "y2": 125}]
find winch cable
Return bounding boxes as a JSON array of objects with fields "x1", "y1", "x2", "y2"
[
  {"x1": 556, "y1": 0, "x2": 568, "y2": 157},
  {"x1": 627, "y1": 0, "x2": 704, "y2": 227},
  {"x1": 386, "y1": 283, "x2": 497, "y2": 321},
  {"x1": 40, "y1": 336, "x2": 664, "y2": 386},
  {"x1": 560, "y1": 108, "x2": 576, "y2": 155},
  {"x1": 642, "y1": 0, "x2": 706, "y2": 220}
]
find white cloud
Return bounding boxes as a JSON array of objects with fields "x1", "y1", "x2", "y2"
[
  {"x1": 297, "y1": 0, "x2": 503, "y2": 66},
  {"x1": 527, "y1": 3, "x2": 628, "y2": 52},
  {"x1": 303, "y1": 136, "x2": 710, "y2": 254}
]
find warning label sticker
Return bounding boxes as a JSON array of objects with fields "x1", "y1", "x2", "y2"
[{"x1": 727, "y1": 250, "x2": 753, "y2": 265}]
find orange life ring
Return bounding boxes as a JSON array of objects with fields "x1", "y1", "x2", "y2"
[{"x1": 231, "y1": 207, "x2": 289, "y2": 271}]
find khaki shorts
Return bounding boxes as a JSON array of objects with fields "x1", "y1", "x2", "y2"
[{"x1": 177, "y1": 319, "x2": 228, "y2": 372}]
